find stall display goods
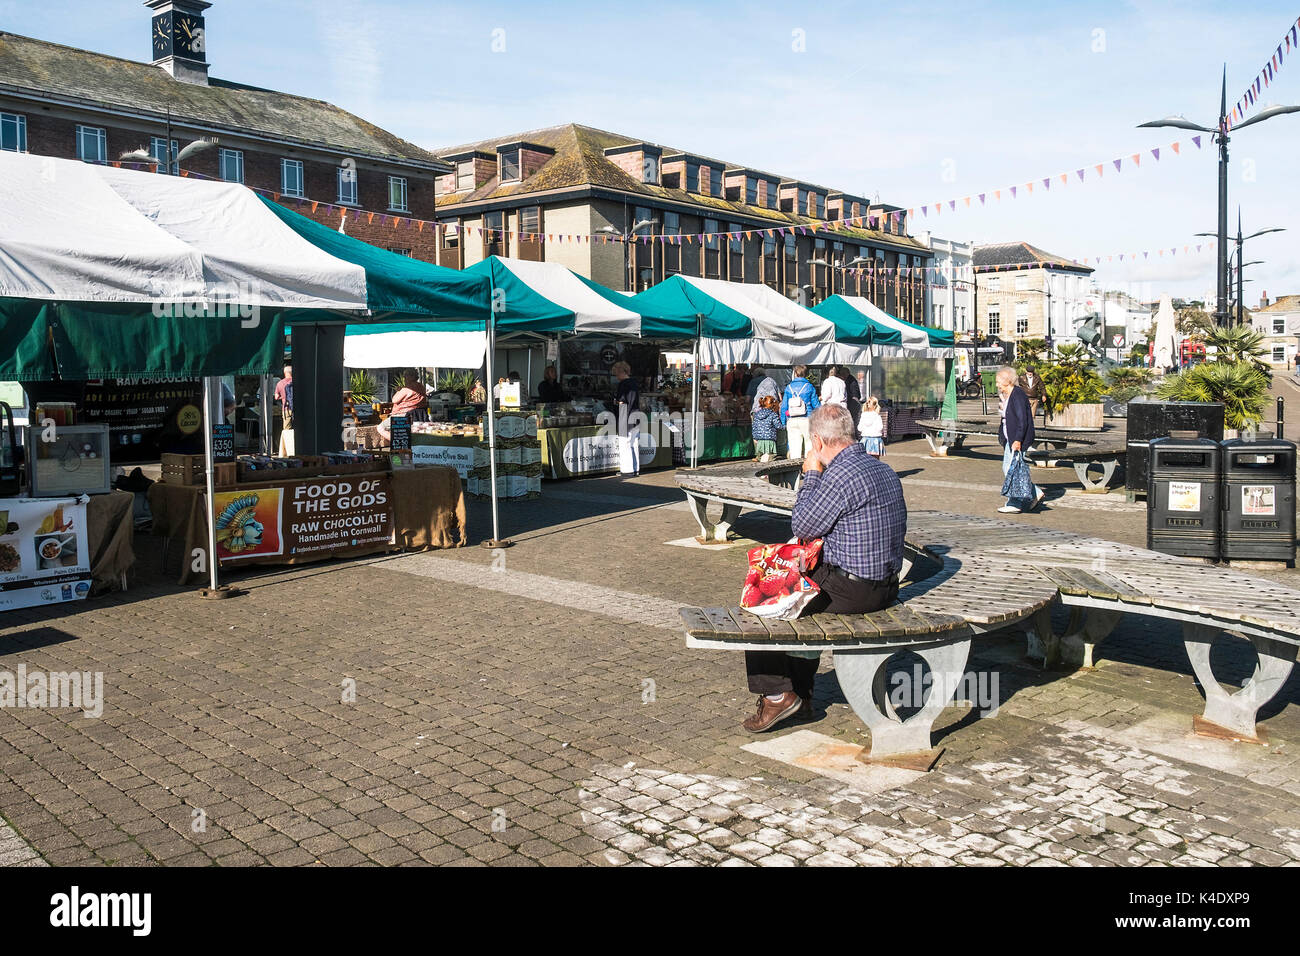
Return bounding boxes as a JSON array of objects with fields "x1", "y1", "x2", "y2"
[{"x1": 467, "y1": 412, "x2": 541, "y2": 499}]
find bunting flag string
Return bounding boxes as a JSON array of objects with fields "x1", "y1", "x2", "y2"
[
  {"x1": 1227, "y1": 16, "x2": 1300, "y2": 128},
  {"x1": 101, "y1": 148, "x2": 1206, "y2": 267}
]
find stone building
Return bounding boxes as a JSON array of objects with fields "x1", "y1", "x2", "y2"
[{"x1": 973, "y1": 242, "x2": 1095, "y2": 348}]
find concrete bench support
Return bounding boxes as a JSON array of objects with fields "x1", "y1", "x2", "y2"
[
  {"x1": 833, "y1": 637, "x2": 973, "y2": 764},
  {"x1": 1055, "y1": 606, "x2": 1123, "y2": 669},
  {"x1": 1183, "y1": 623, "x2": 1298, "y2": 741},
  {"x1": 685, "y1": 492, "x2": 741, "y2": 543}
]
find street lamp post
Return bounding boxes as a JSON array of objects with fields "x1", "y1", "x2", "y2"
[
  {"x1": 1140, "y1": 70, "x2": 1299, "y2": 328},
  {"x1": 1199, "y1": 209, "x2": 1284, "y2": 326},
  {"x1": 597, "y1": 218, "x2": 658, "y2": 291}
]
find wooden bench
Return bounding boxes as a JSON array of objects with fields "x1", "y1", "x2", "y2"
[
  {"x1": 675, "y1": 493, "x2": 1300, "y2": 761},
  {"x1": 675, "y1": 459, "x2": 801, "y2": 543},
  {"x1": 917, "y1": 418, "x2": 1127, "y2": 493}
]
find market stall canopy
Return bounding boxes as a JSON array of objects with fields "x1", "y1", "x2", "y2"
[
  {"x1": 814, "y1": 295, "x2": 955, "y2": 356},
  {"x1": 464, "y1": 256, "x2": 642, "y2": 335},
  {"x1": 259, "y1": 195, "x2": 492, "y2": 324},
  {"x1": 633, "y1": 275, "x2": 868, "y2": 365},
  {"x1": 0, "y1": 153, "x2": 370, "y2": 378},
  {"x1": 344, "y1": 328, "x2": 487, "y2": 370}
]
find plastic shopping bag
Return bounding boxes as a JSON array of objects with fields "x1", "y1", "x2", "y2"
[
  {"x1": 740, "y1": 538, "x2": 824, "y2": 620},
  {"x1": 1001, "y1": 450, "x2": 1034, "y2": 501}
]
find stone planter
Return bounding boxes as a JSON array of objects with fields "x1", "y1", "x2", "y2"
[{"x1": 1045, "y1": 402, "x2": 1104, "y2": 431}]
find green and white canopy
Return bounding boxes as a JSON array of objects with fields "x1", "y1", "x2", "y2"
[{"x1": 814, "y1": 295, "x2": 955, "y2": 357}]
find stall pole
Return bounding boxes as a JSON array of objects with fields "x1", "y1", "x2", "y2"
[
  {"x1": 198, "y1": 376, "x2": 234, "y2": 598},
  {"x1": 260, "y1": 374, "x2": 273, "y2": 455},
  {"x1": 481, "y1": 312, "x2": 510, "y2": 549},
  {"x1": 690, "y1": 317, "x2": 702, "y2": 469}
]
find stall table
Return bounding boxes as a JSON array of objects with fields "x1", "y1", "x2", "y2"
[
  {"x1": 539, "y1": 423, "x2": 674, "y2": 479},
  {"x1": 148, "y1": 465, "x2": 466, "y2": 585}
]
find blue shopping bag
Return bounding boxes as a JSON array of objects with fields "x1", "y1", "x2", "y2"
[{"x1": 1001, "y1": 450, "x2": 1034, "y2": 501}]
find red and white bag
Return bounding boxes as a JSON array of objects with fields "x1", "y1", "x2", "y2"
[{"x1": 740, "y1": 538, "x2": 824, "y2": 620}]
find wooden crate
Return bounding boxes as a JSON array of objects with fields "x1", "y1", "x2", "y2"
[
  {"x1": 160, "y1": 453, "x2": 204, "y2": 486},
  {"x1": 214, "y1": 462, "x2": 238, "y2": 487}
]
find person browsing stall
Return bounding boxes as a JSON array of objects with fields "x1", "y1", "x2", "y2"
[{"x1": 780, "y1": 365, "x2": 820, "y2": 460}]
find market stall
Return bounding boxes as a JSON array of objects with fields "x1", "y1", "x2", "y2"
[{"x1": 149, "y1": 460, "x2": 466, "y2": 585}]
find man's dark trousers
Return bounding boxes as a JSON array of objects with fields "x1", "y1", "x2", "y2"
[{"x1": 745, "y1": 562, "x2": 900, "y2": 698}]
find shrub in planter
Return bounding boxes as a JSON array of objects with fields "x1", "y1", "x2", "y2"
[
  {"x1": 1041, "y1": 344, "x2": 1105, "y2": 415},
  {"x1": 1156, "y1": 361, "x2": 1268, "y2": 430}
]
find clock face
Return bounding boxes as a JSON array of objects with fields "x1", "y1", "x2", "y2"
[
  {"x1": 151, "y1": 12, "x2": 173, "y2": 57},
  {"x1": 173, "y1": 14, "x2": 205, "y2": 59}
]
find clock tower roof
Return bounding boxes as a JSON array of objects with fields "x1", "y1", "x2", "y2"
[{"x1": 145, "y1": 0, "x2": 212, "y2": 86}]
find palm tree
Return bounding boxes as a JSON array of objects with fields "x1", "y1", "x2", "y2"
[
  {"x1": 1157, "y1": 361, "x2": 1269, "y2": 429},
  {"x1": 1205, "y1": 324, "x2": 1268, "y2": 372},
  {"x1": 1016, "y1": 338, "x2": 1047, "y2": 365}
]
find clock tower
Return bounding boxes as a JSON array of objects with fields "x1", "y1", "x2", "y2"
[{"x1": 146, "y1": 0, "x2": 211, "y2": 86}]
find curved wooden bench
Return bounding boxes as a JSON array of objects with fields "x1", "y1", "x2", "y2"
[
  {"x1": 682, "y1": 539, "x2": 1059, "y2": 761},
  {"x1": 676, "y1": 494, "x2": 1300, "y2": 759}
]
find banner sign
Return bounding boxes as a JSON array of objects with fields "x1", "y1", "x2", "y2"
[
  {"x1": 411, "y1": 442, "x2": 475, "y2": 477},
  {"x1": 212, "y1": 476, "x2": 392, "y2": 564},
  {"x1": 389, "y1": 416, "x2": 410, "y2": 451},
  {"x1": 211, "y1": 423, "x2": 235, "y2": 463},
  {"x1": 78, "y1": 377, "x2": 203, "y2": 464},
  {"x1": 561, "y1": 432, "x2": 658, "y2": 475},
  {"x1": 0, "y1": 496, "x2": 92, "y2": 612}
]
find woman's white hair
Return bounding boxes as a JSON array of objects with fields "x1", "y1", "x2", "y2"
[{"x1": 996, "y1": 365, "x2": 1018, "y2": 385}]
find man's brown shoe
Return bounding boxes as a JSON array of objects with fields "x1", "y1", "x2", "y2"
[{"x1": 742, "y1": 692, "x2": 803, "y2": 733}]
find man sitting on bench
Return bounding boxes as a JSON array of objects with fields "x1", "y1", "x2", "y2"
[{"x1": 742, "y1": 405, "x2": 909, "y2": 733}]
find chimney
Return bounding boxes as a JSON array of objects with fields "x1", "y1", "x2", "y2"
[
  {"x1": 1260, "y1": 291, "x2": 1270, "y2": 309},
  {"x1": 146, "y1": 0, "x2": 211, "y2": 86}
]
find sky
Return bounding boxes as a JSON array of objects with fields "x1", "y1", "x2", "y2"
[{"x1": 4, "y1": 0, "x2": 1299, "y2": 304}]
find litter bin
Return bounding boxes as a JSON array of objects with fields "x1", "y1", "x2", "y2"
[
  {"x1": 1221, "y1": 438, "x2": 1296, "y2": 563},
  {"x1": 1127, "y1": 399, "x2": 1225, "y2": 495},
  {"x1": 1147, "y1": 436, "x2": 1222, "y2": 559}
]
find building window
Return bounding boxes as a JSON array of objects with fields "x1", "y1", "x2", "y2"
[
  {"x1": 336, "y1": 163, "x2": 357, "y2": 203},
  {"x1": 484, "y1": 210, "x2": 506, "y2": 258},
  {"x1": 388, "y1": 176, "x2": 409, "y2": 212},
  {"x1": 499, "y1": 149, "x2": 521, "y2": 183},
  {"x1": 703, "y1": 219, "x2": 722, "y2": 277},
  {"x1": 456, "y1": 160, "x2": 474, "y2": 192},
  {"x1": 958, "y1": 306, "x2": 967, "y2": 329},
  {"x1": 218, "y1": 147, "x2": 244, "y2": 183},
  {"x1": 988, "y1": 276, "x2": 1001, "y2": 292},
  {"x1": 0, "y1": 112, "x2": 26, "y2": 152},
  {"x1": 1016, "y1": 302, "x2": 1029, "y2": 335},
  {"x1": 150, "y1": 136, "x2": 178, "y2": 174},
  {"x1": 442, "y1": 222, "x2": 460, "y2": 248},
  {"x1": 76, "y1": 125, "x2": 106, "y2": 163},
  {"x1": 709, "y1": 167, "x2": 722, "y2": 198},
  {"x1": 745, "y1": 177, "x2": 758, "y2": 205},
  {"x1": 387, "y1": 248, "x2": 412, "y2": 257},
  {"x1": 814, "y1": 194, "x2": 826, "y2": 219},
  {"x1": 281, "y1": 159, "x2": 304, "y2": 198},
  {"x1": 520, "y1": 206, "x2": 541, "y2": 240},
  {"x1": 661, "y1": 167, "x2": 680, "y2": 190},
  {"x1": 663, "y1": 211, "x2": 681, "y2": 276},
  {"x1": 642, "y1": 154, "x2": 659, "y2": 185},
  {"x1": 988, "y1": 306, "x2": 1001, "y2": 336},
  {"x1": 1273, "y1": 317, "x2": 1286, "y2": 334},
  {"x1": 936, "y1": 303, "x2": 945, "y2": 327},
  {"x1": 1273, "y1": 346, "x2": 1287, "y2": 363},
  {"x1": 1015, "y1": 274, "x2": 1028, "y2": 291},
  {"x1": 766, "y1": 180, "x2": 780, "y2": 209},
  {"x1": 686, "y1": 160, "x2": 700, "y2": 193}
]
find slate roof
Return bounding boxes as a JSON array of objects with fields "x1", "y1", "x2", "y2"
[
  {"x1": 1259, "y1": 295, "x2": 1300, "y2": 313},
  {"x1": 432, "y1": 123, "x2": 928, "y2": 251},
  {"x1": 974, "y1": 241, "x2": 1094, "y2": 273},
  {"x1": 0, "y1": 31, "x2": 444, "y2": 169}
]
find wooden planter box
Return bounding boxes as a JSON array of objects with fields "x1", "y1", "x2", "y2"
[{"x1": 1045, "y1": 402, "x2": 1104, "y2": 431}]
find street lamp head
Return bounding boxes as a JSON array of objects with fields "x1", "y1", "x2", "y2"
[
  {"x1": 1244, "y1": 227, "x2": 1286, "y2": 241},
  {"x1": 1231, "y1": 104, "x2": 1300, "y2": 131},
  {"x1": 1137, "y1": 115, "x2": 1215, "y2": 133},
  {"x1": 119, "y1": 149, "x2": 158, "y2": 164}
]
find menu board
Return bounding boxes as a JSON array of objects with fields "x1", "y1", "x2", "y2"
[
  {"x1": 0, "y1": 496, "x2": 92, "y2": 612},
  {"x1": 388, "y1": 416, "x2": 411, "y2": 451},
  {"x1": 211, "y1": 475, "x2": 393, "y2": 565},
  {"x1": 211, "y1": 424, "x2": 236, "y2": 463}
]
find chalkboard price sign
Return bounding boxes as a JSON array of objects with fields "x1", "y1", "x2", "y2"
[
  {"x1": 389, "y1": 415, "x2": 411, "y2": 451},
  {"x1": 212, "y1": 423, "x2": 235, "y2": 462}
]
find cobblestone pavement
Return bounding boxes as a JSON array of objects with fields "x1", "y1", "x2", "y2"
[{"x1": 1, "y1": 439, "x2": 1299, "y2": 866}]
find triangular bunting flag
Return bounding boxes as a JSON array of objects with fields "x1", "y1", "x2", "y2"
[
  {"x1": 1113, "y1": 158, "x2": 1123, "y2": 172},
  {"x1": 1171, "y1": 141, "x2": 1180, "y2": 155},
  {"x1": 1077, "y1": 168, "x2": 1086, "y2": 181},
  {"x1": 1151, "y1": 147, "x2": 1160, "y2": 161},
  {"x1": 1095, "y1": 164, "x2": 1104, "y2": 177},
  {"x1": 1192, "y1": 135, "x2": 1202, "y2": 149}
]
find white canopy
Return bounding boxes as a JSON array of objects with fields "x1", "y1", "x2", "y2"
[
  {"x1": 677, "y1": 276, "x2": 870, "y2": 366},
  {"x1": 834, "y1": 295, "x2": 930, "y2": 349},
  {"x1": 1152, "y1": 294, "x2": 1177, "y2": 368},
  {"x1": 345, "y1": 329, "x2": 487, "y2": 369},
  {"x1": 483, "y1": 256, "x2": 642, "y2": 335},
  {"x1": 0, "y1": 151, "x2": 368, "y2": 311},
  {"x1": 96, "y1": 165, "x2": 368, "y2": 309},
  {"x1": 0, "y1": 151, "x2": 205, "y2": 303}
]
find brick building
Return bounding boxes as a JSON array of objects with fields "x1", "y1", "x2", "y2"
[
  {"x1": 0, "y1": 1, "x2": 449, "y2": 260},
  {"x1": 974, "y1": 242, "x2": 1095, "y2": 347},
  {"x1": 427, "y1": 123, "x2": 933, "y2": 318}
]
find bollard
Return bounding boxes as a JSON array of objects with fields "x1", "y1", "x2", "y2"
[{"x1": 1278, "y1": 396, "x2": 1285, "y2": 441}]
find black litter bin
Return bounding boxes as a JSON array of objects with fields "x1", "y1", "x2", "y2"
[
  {"x1": 1147, "y1": 436, "x2": 1222, "y2": 559},
  {"x1": 1127, "y1": 400, "x2": 1225, "y2": 494},
  {"x1": 1221, "y1": 438, "x2": 1296, "y2": 563}
]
